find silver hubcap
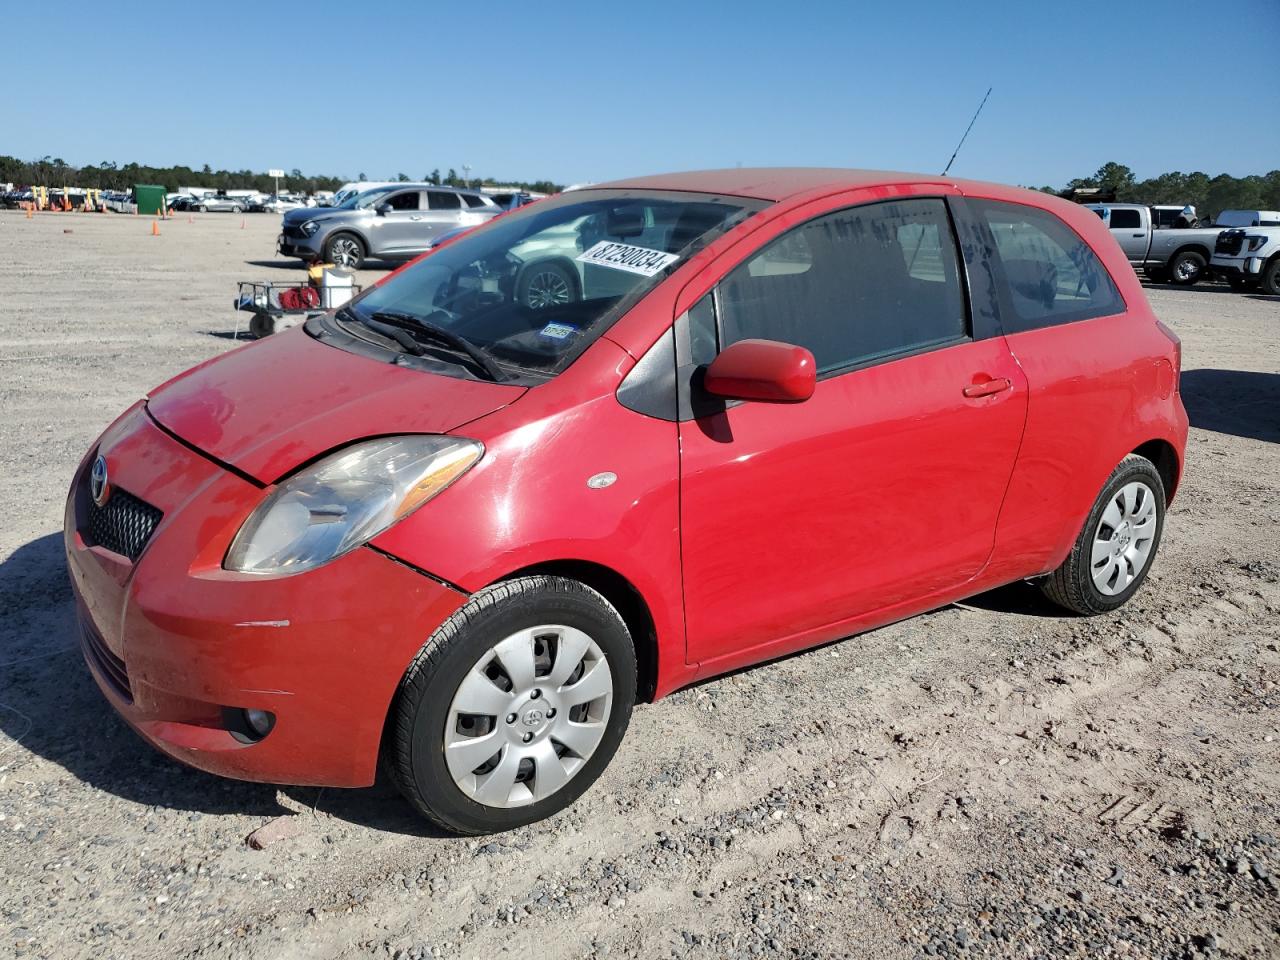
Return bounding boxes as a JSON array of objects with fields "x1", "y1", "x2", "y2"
[
  {"x1": 1174, "y1": 259, "x2": 1198, "y2": 281},
  {"x1": 1091, "y1": 481, "x2": 1157, "y2": 595},
  {"x1": 525, "y1": 269, "x2": 572, "y2": 308},
  {"x1": 331, "y1": 238, "x2": 359, "y2": 266},
  {"x1": 444, "y1": 625, "x2": 612, "y2": 808}
]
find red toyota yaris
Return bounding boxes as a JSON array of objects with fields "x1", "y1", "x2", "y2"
[{"x1": 66, "y1": 170, "x2": 1187, "y2": 834}]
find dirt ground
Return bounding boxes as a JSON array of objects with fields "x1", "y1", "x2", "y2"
[{"x1": 1, "y1": 209, "x2": 1277, "y2": 960}]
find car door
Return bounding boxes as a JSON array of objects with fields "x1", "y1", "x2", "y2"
[
  {"x1": 416, "y1": 190, "x2": 469, "y2": 249},
  {"x1": 678, "y1": 193, "x2": 1028, "y2": 669},
  {"x1": 1107, "y1": 207, "x2": 1148, "y2": 263},
  {"x1": 369, "y1": 189, "x2": 427, "y2": 256}
]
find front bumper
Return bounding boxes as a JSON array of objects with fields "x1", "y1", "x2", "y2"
[
  {"x1": 277, "y1": 232, "x2": 323, "y2": 260},
  {"x1": 1209, "y1": 255, "x2": 1261, "y2": 277},
  {"x1": 64, "y1": 404, "x2": 467, "y2": 787}
]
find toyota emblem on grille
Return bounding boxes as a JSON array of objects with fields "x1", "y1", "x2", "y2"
[{"x1": 90, "y1": 455, "x2": 111, "y2": 507}]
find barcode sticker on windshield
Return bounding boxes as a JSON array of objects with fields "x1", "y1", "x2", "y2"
[{"x1": 576, "y1": 241, "x2": 679, "y2": 277}]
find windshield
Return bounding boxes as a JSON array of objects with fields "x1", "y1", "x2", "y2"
[
  {"x1": 343, "y1": 189, "x2": 763, "y2": 377},
  {"x1": 333, "y1": 186, "x2": 397, "y2": 210}
]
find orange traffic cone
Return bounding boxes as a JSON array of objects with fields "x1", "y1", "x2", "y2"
[
  {"x1": 151, "y1": 219, "x2": 160, "y2": 236},
  {"x1": 240, "y1": 218, "x2": 246, "y2": 230},
  {"x1": 25, "y1": 205, "x2": 32, "y2": 219},
  {"x1": 188, "y1": 214, "x2": 193, "y2": 224}
]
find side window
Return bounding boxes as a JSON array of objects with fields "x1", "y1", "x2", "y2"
[
  {"x1": 428, "y1": 191, "x2": 462, "y2": 210},
  {"x1": 973, "y1": 200, "x2": 1125, "y2": 332},
  {"x1": 1109, "y1": 208, "x2": 1141, "y2": 230},
  {"x1": 386, "y1": 191, "x2": 421, "y2": 211},
  {"x1": 717, "y1": 199, "x2": 968, "y2": 375},
  {"x1": 462, "y1": 193, "x2": 488, "y2": 208}
]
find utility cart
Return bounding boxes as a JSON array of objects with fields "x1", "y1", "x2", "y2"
[{"x1": 232, "y1": 269, "x2": 359, "y2": 339}]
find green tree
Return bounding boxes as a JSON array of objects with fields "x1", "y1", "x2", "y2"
[{"x1": 396, "y1": 172, "x2": 410, "y2": 182}]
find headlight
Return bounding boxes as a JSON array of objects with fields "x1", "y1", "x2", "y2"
[
  {"x1": 225, "y1": 435, "x2": 483, "y2": 575},
  {"x1": 301, "y1": 220, "x2": 321, "y2": 236},
  {"x1": 1245, "y1": 235, "x2": 1267, "y2": 252}
]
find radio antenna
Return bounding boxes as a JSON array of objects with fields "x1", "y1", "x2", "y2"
[{"x1": 941, "y1": 87, "x2": 992, "y2": 176}]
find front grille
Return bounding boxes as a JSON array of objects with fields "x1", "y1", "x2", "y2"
[
  {"x1": 282, "y1": 224, "x2": 306, "y2": 239},
  {"x1": 80, "y1": 618, "x2": 132, "y2": 702},
  {"x1": 1215, "y1": 230, "x2": 1244, "y2": 256},
  {"x1": 87, "y1": 489, "x2": 162, "y2": 561}
]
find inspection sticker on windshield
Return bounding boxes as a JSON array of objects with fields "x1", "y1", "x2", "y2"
[
  {"x1": 576, "y1": 241, "x2": 679, "y2": 277},
  {"x1": 539, "y1": 322, "x2": 577, "y2": 340}
]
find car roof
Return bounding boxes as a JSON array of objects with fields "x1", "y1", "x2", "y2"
[{"x1": 587, "y1": 167, "x2": 1051, "y2": 204}]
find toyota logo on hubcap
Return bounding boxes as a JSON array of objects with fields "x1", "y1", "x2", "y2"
[
  {"x1": 90, "y1": 455, "x2": 111, "y2": 507},
  {"x1": 522, "y1": 708, "x2": 544, "y2": 727}
]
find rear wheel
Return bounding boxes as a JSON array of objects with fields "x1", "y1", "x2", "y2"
[
  {"x1": 1261, "y1": 258, "x2": 1280, "y2": 296},
  {"x1": 324, "y1": 232, "x2": 365, "y2": 269},
  {"x1": 1167, "y1": 249, "x2": 1206, "y2": 286},
  {"x1": 390, "y1": 576, "x2": 636, "y2": 834},
  {"x1": 1040, "y1": 454, "x2": 1166, "y2": 615}
]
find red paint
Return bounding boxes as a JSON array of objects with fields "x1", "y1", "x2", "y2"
[
  {"x1": 65, "y1": 169, "x2": 1187, "y2": 788},
  {"x1": 703, "y1": 339, "x2": 816, "y2": 402}
]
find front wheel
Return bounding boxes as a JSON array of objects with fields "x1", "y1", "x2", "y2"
[
  {"x1": 517, "y1": 261, "x2": 579, "y2": 309},
  {"x1": 1167, "y1": 250, "x2": 1206, "y2": 286},
  {"x1": 324, "y1": 232, "x2": 365, "y2": 269},
  {"x1": 1040, "y1": 454, "x2": 1166, "y2": 615},
  {"x1": 1261, "y1": 258, "x2": 1280, "y2": 296},
  {"x1": 390, "y1": 576, "x2": 636, "y2": 834}
]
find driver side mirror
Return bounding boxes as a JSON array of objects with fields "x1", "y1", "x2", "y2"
[
  {"x1": 703, "y1": 339, "x2": 816, "y2": 403},
  {"x1": 375, "y1": 202, "x2": 392, "y2": 216}
]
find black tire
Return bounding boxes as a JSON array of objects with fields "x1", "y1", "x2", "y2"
[
  {"x1": 248, "y1": 310, "x2": 276, "y2": 339},
  {"x1": 323, "y1": 232, "x2": 365, "y2": 270},
  {"x1": 390, "y1": 576, "x2": 636, "y2": 835},
  {"x1": 1040, "y1": 454, "x2": 1166, "y2": 615},
  {"x1": 1143, "y1": 265, "x2": 1169, "y2": 283},
  {"x1": 1166, "y1": 249, "x2": 1206, "y2": 286},
  {"x1": 517, "y1": 260, "x2": 579, "y2": 309},
  {"x1": 1261, "y1": 258, "x2": 1280, "y2": 297}
]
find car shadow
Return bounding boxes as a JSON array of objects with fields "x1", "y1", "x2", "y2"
[
  {"x1": 953, "y1": 580, "x2": 1074, "y2": 618},
  {"x1": 244, "y1": 259, "x2": 304, "y2": 271},
  {"x1": 1180, "y1": 368, "x2": 1280, "y2": 443},
  {"x1": 0, "y1": 531, "x2": 438, "y2": 833}
]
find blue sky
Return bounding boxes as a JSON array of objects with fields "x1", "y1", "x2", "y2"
[{"x1": 4, "y1": 0, "x2": 1277, "y2": 188}]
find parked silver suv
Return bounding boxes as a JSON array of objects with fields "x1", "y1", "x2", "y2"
[{"x1": 278, "y1": 185, "x2": 502, "y2": 268}]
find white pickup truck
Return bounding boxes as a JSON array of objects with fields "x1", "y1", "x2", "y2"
[
  {"x1": 1086, "y1": 203, "x2": 1229, "y2": 285},
  {"x1": 1210, "y1": 211, "x2": 1280, "y2": 295}
]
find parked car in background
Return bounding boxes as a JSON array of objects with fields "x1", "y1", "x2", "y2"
[
  {"x1": 195, "y1": 195, "x2": 247, "y2": 213},
  {"x1": 68, "y1": 168, "x2": 1186, "y2": 834},
  {"x1": 1085, "y1": 203, "x2": 1227, "y2": 285},
  {"x1": 1211, "y1": 212, "x2": 1280, "y2": 293},
  {"x1": 262, "y1": 194, "x2": 307, "y2": 213},
  {"x1": 277, "y1": 184, "x2": 501, "y2": 268}
]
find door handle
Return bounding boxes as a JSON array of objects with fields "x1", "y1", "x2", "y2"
[
  {"x1": 963, "y1": 376, "x2": 1012, "y2": 399},
  {"x1": 1132, "y1": 233, "x2": 1143, "y2": 238},
  {"x1": 410, "y1": 216, "x2": 424, "y2": 221}
]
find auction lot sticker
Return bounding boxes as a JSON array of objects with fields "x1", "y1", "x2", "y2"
[{"x1": 577, "y1": 241, "x2": 679, "y2": 277}]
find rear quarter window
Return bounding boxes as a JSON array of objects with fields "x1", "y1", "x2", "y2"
[{"x1": 973, "y1": 200, "x2": 1125, "y2": 332}]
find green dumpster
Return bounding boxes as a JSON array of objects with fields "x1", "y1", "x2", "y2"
[{"x1": 134, "y1": 184, "x2": 167, "y2": 216}]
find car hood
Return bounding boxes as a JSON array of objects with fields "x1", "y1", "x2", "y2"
[{"x1": 146, "y1": 328, "x2": 525, "y2": 483}]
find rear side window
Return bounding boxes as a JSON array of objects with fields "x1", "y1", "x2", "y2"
[
  {"x1": 717, "y1": 198, "x2": 969, "y2": 375},
  {"x1": 463, "y1": 193, "x2": 488, "y2": 208},
  {"x1": 973, "y1": 200, "x2": 1124, "y2": 332},
  {"x1": 1109, "y1": 208, "x2": 1141, "y2": 229},
  {"x1": 428, "y1": 191, "x2": 462, "y2": 210}
]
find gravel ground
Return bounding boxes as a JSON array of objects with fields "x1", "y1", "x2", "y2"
[{"x1": 1, "y1": 209, "x2": 1278, "y2": 960}]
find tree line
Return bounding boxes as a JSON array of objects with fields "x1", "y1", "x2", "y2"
[
  {"x1": 1033, "y1": 162, "x2": 1280, "y2": 218},
  {"x1": 0, "y1": 155, "x2": 564, "y2": 195}
]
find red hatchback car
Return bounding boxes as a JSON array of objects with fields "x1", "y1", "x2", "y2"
[{"x1": 66, "y1": 169, "x2": 1187, "y2": 833}]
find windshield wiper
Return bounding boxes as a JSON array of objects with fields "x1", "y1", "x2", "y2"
[
  {"x1": 335, "y1": 307, "x2": 427, "y2": 357},
  {"x1": 371, "y1": 310, "x2": 507, "y2": 382}
]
